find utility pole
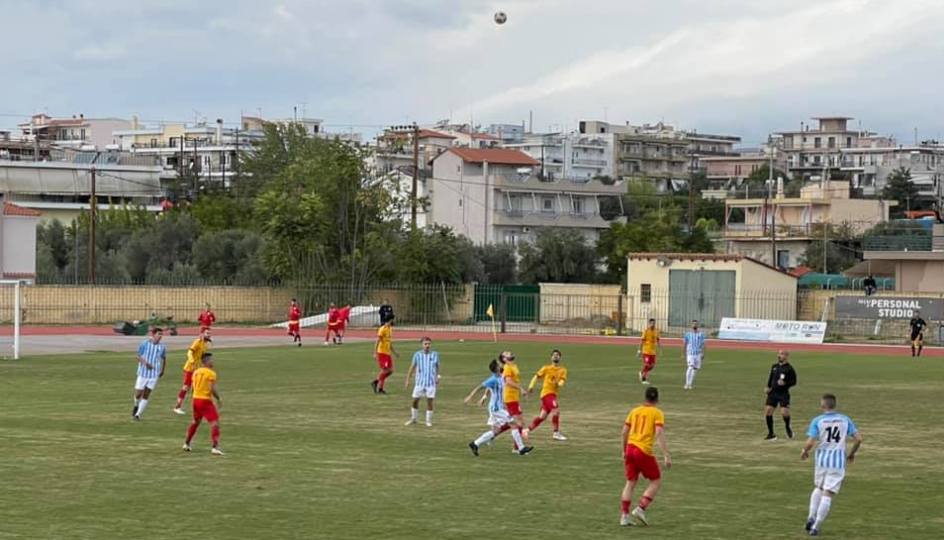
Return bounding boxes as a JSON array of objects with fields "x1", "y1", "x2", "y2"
[
  {"x1": 822, "y1": 222, "x2": 828, "y2": 274},
  {"x1": 89, "y1": 166, "x2": 97, "y2": 283},
  {"x1": 688, "y1": 155, "x2": 695, "y2": 231},
  {"x1": 411, "y1": 122, "x2": 420, "y2": 230},
  {"x1": 768, "y1": 147, "x2": 775, "y2": 266}
]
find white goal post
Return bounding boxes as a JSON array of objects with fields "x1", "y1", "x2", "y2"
[{"x1": 1, "y1": 280, "x2": 23, "y2": 360}]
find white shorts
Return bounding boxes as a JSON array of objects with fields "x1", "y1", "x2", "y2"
[
  {"x1": 134, "y1": 376, "x2": 159, "y2": 391},
  {"x1": 487, "y1": 409, "x2": 512, "y2": 427},
  {"x1": 411, "y1": 385, "x2": 437, "y2": 399},
  {"x1": 686, "y1": 353, "x2": 703, "y2": 369},
  {"x1": 814, "y1": 468, "x2": 845, "y2": 493}
]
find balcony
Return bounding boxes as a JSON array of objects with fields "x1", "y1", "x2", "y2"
[
  {"x1": 494, "y1": 208, "x2": 610, "y2": 229},
  {"x1": 572, "y1": 157, "x2": 608, "y2": 167},
  {"x1": 492, "y1": 174, "x2": 625, "y2": 194},
  {"x1": 723, "y1": 223, "x2": 815, "y2": 239}
]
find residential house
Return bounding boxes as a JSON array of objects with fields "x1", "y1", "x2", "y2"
[
  {"x1": 772, "y1": 116, "x2": 894, "y2": 181},
  {"x1": 840, "y1": 144, "x2": 944, "y2": 200},
  {"x1": 486, "y1": 123, "x2": 526, "y2": 144},
  {"x1": 18, "y1": 113, "x2": 131, "y2": 150},
  {"x1": 428, "y1": 147, "x2": 624, "y2": 246},
  {"x1": 503, "y1": 132, "x2": 617, "y2": 182},
  {"x1": 723, "y1": 180, "x2": 893, "y2": 269}
]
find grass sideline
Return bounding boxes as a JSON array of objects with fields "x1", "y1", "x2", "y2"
[{"x1": 1, "y1": 340, "x2": 942, "y2": 539}]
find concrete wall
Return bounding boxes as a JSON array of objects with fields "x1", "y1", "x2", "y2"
[
  {"x1": 897, "y1": 260, "x2": 944, "y2": 292},
  {"x1": 430, "y1": 152, "x2": 488, "y2": 244},
  {"x1": 539, "y1": 283, "x2": 621, "y2": 323}
]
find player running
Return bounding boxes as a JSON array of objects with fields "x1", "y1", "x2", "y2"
[
  {"x1": 371, "y1": 316, "x2": 399, "y2": 394},
  {"x1": 288, "y1": 299, "x2": 302, "y2": 346},
  {"x1": 404, "y1": 337, "x2": 440, "y2": 427},
  {"x1": 132, "y1": 327, "x2": 167, "y2": 421},
  {"x1": 197, "y1": 303, "x2": 216, "y2": 332},
  {"x1": 182, "y1": 352, "x2": 224, "y2": 455},
  {"x1": 682, "y1": 319, "x2": 706, "y2": 390},
  {"x1": 636, "y1": 318, "x2": 662, "y2": 384},
  {"x1": 801, "y1": 393, "x2": 863, "y2": 537},
  {"x1": 909, "y1": 311, "x2": 927, "y2": 357},
  {"x1": 465, "y1": 358, "x2": 533, "y2": 457},
  {"x1": 524, "y1": 349, "x2": 568, "y2": 441},
  {"x1": 325, "y1": 303, "x2": 341, "y2": 345},
  {"x1": 173, "y1": 328, "x2": 212, "y2": 414},
  {"x1": 765, "y1": 350, "x2": 797, "y2": 440},
  {"x1": 501, "y1": 351, "x2": 528, "y2": 449},
  {"x1": 620, "y1": 386, "x2": 671, "y2": 527}
]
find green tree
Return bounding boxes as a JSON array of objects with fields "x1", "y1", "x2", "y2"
[
  {"x1": 518, "y1": 229, "x2": 598, "y2": 284},
  {"x1": 881, "y1": 167, "x2": 923, "y2": 215},
  {"x1": 193, "y1": 230, "x2": 267, "y2": 284},
  {"x1": 745, "y1": 164, "x2": 789, "y2": 192},
  {"x1": 477, "y1": 243, "x2": 518, "y2": 284},
  {"x1": 799, "y1": 223, "x2": 861, "y2": 273}
]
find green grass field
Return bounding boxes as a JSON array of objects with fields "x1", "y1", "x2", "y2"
[{"x1": 1, "y1": 340, "x2": 942, "y2": 539}]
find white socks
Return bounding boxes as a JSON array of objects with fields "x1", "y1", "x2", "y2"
[
  {"x1": 410, "y1": 408, "x2": 418, "y2": 421},
  {"x1": 474, "y1": 431, "x2": 495, "y2": 447},
  {"x1": 425, "y1": 410, "x2": 433, "y2": 424},
  {"x1": 510, "y1": 427, "x2": 525, "y2": 449},
  {"x1": 136, "y1": 398, "x2": 149, "y2": 417},
  {"x1": 814, "y1": 495, "x2": 832, "y2": 530},
  {"x1": 808, "y1": 488, "x2": 823, "y2": 521},
  {"x1": 685, "y1": 367, "x2": 696, "y2": 387}
]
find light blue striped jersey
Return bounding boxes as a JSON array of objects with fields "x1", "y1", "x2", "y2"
[
  {"x1": 807, "y1": 412, "x2": 858, "y2": 471},
  {"x1": 136, "y1": 339, "x2": 167, "y2": 379},
  {"x1": 683, "y1": 330, "x2": 706, "y2": 356},
  {"x1": 481, "y1": 374, "x2": 505, "y2": 413},
  {"x1": 411, "y1": 350, "x2": 440, "y2": 387}
]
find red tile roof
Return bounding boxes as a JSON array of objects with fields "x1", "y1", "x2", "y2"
[
  {"x1": 471, "y1": 132, "x2": 500, "y2": 140},
  {"x1": 3, "y1": 202, "x2": 43, "y2": 217},
  {"x1": 443, "y1": 147, "x2": 539, "y2": 166},
  {"x1": 417, "y1": 129, "x2": 456, "y2": 140}
]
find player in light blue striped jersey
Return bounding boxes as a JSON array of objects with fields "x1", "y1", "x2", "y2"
[
  {"x1": 682, "y1": 319, "x2": 706, "y2": 390},
  {"x1": 800, "y1": 394, "x2": 863, "y2": 537},
  {"x1": 404, "y1": 337, "x2": 440, "y2": 427},
  {"x1": 132, "y1": 327, "x2": 167, "y2": 420}
]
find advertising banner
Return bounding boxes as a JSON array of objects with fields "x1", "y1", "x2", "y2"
[
  {"x1": 834, "y1": 296, "x2": 944, "y2": 320},
  {"x1": 718, "y1": 317, "x2": 827, "y2": 344}
]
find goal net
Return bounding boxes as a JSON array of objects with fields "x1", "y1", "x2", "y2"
[{"x1": 0, "y1": 280, "x2": 24, "y2": 359}]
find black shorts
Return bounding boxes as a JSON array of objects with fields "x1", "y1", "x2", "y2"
[
  {"x1": 766, "y1": 393, "x2": 790, "y2": 408},
  {"x1": 911, "y1": 332, "x2": 924, "y2": 343}
]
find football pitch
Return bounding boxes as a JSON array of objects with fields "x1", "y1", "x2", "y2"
[{"x1": 1, "y1": 339, "x2": 942, "y2": 539}]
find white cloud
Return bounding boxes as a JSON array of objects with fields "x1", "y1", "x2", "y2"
[{"x1": 73, "y1": 43, "x2": 128, "y2": 61}]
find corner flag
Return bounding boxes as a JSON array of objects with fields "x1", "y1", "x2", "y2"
[{"x1": 486, "y1": 303, "x2": 497, "y2": 342}]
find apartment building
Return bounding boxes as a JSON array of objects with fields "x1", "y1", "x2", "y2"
[
  {"x1": 503, "y1": 132, "x2": 617, "y2": 182},
  {"x1": 723, "y1": 180, "x2": 893, "y2": 268},
  {"x1": 428, "y1": 148, "x2": 624, "y2": 246},
  {"x1": 840, "y1": 144, "x2": 944, "y2": 199},
  {"x1": 773, "y1": 116, "x2": 894, "y2": 181},
  {"x1": 18, "y1": 113, "x2": 131, "y2": 151}
]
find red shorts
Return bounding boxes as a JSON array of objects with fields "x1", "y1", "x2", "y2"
[
  {"x1": 288, "y1": 321, "x2": 300, "y2": 334},
  {"x1": 624, "y1": 444, "x2": 661, "y2": 481},
  {"x1": 328, "y1": 321, "x2": 340, "y2": 331},
  {"x1": 642, "y1": 354, "x2": 656, "y2": 368},
  {"x1": 192, "y1": 398, "x2": 219, "y2": 422},
  {"x1": 506, "y1": 401, "x2": 522, "y2": 416},
  {"x1": 540, "y1": 394, "x2": 559, "y2": 413},
  {"x1": 377, "y1": 353, "x2": 393, "y2": 370},
  {"x1": 182, "y1": 370, "x2": 194, "y2": 386}
]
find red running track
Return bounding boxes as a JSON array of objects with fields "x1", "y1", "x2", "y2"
[{"x1": 10, "y1": 325, "x2": 941, "y2": 357}]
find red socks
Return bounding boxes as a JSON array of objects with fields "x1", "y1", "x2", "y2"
[
  {"x1": 552, "y1": 413, "x2": 560, "y2": 431},
  {"x1": 377, "y1": 371, "x2": 390, "y2": 390},
  {"x1": 211, "y1": 425, "x2": 220, "y2": 447},
  {"x1": 640, "y1": 496, "x2": 653, "y2": 510},
  {"x1": 186, "y1": 422, "x2": 199, "y2": 444},
  {"x1": 621, "y1": 500, "x2": 631, "y2": 514},
  {"x1": 529, "y1": 416, "x2": 544, "y2": 431}
]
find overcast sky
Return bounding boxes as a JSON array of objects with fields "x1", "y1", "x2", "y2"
[{"x1": 2, "y1": 0, "x2": 943, "y2": 144}]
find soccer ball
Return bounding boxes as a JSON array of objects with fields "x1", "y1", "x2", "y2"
[{"x1": 494, "y1": 11, "x2": 507, "y2": 25}]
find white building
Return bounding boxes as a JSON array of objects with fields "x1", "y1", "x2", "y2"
[
  {"x1": 486, "y1": 123, "x2": 526, "y2": 144},
  {"x1": 504, "y1": 132, "x2": 617, "y2": 182},
  {"x1": 429, "y1": 147, "x2": 625, "y2": 246},
  {"x1": 841, "y1": 145, "x2": 944, "y2": 199},
  {"x1": 18, "y1": 114, "x2": 131, "y2": 151}
]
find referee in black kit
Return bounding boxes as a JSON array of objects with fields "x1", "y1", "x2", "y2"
[{"x1": 764, "y1": 350, "x2": 797, "y2": 441}]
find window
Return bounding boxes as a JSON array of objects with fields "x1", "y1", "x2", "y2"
[
  {"x1": 572, "y1": 197, "x2": 584, "y2": 215},
  {"x1": 80, "y1": 128, "x2": 86, "y2": 140},
  {"x1": 641, "y1": 284, "x2": 652, "y2": 303},
  {"x1": 777, "y1": 250, "x2": 790, "y2": 269},
  {"x1": 846, "y1": 137, "x2": 852, "y2": 147},
  {"x1": 814, "y1": 137, "x2": 821, "y2": 148},
  {"x1": 827, "y1": 137, "x2": 835, "y2": 148},
  {"x1": 541, "y1": 197, "x2": 555, "y2": 213},
  {"x1": 150, "y1": 138, "x2": 158, "y2": 147}
]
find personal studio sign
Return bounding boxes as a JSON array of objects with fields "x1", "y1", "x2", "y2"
[{"x1": 835, "y1": 296, "x2": 944, "y2": 320}]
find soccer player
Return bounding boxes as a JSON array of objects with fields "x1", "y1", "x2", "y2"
[
  {"x1": 765, "y1": 350, "x2": 797, "y2": 440},
  {"x1": 909, "y1": 311, "x2": 927, "y2": 357},
  {"x1": 465, "y1": 358, "x2": 533, "y2": 457},
  {"x1": 325, "y1": 303, "x2": 341, "y2": 345},
  {"x1": 371, "y1": 316, "x2": 399, "y2": 394},
  {"x1": 524, "y1": 349, "x2": 568, "y2": 441},
  {"x1": 636, "y1": 318, "x2": 661, "y2": 385},
  {"x1": 620, "y1": 386, "x2": 671, "y2": 527},
  {"x1": 501, "y1": 351, "x2": 527, "y2": 448},
  {"x1": 132, "y1": 327, "x2": 167, "y2": 421},
  {"x1": 404, "y1": 337, "x2": 440, "y2": 427},
  {"x1": 801, "y1": 394, "x2": 863, "y2": 537},
  {"x1": 182, "y1": 352, "x2": 224, "y2": 455},
  {"x1": 173, "y1": 328, "x2": 212, "y2": 414},
  {"x1": 288, "y1": 298, "x2": 302, "y2": 347},
  {"x1": 197, "y1": 303, "x2": 216, "y2": 333},
  {"x1": 682, "y1": 319, "x2": 706, "y2": 390},
  {"x1": 336, "y1": 305, "x2": 351, "y2": 344}
]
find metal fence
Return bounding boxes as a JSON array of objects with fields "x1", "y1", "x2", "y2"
[{"x1": 2, "y1": 282, "x2": 941, "y2": 343}]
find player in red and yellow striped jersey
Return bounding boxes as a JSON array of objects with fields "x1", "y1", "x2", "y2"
[
  {"x1": 636, "y1": 318, "x2": 662, "y2": 384},
  {"x1": 619, "y1": 387, "x2": 671, "y2": 527},
  {"x1": 173, "y1": 329, "x2": 212, "y2": 415},
  {"x1": 524, "y1": 349, "x2": 569, "y2": 441},
  {"x1": 183, "y1": 352, "x2": 224, "y2": 455}
]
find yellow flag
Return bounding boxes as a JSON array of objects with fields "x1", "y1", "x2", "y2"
[{"x1": 486, "y1": 304, "x2": 494, "y2": 319}]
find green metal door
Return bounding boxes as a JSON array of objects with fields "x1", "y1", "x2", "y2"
[
  {"x1": 473, "y1": 284, "x2": 540, "y2": 322},
  {"x1": 669, "y1": 270, "x2": 736, "y2": 327}
]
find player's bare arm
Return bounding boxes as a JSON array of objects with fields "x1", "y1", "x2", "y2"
[
  {"x1": 847, "y1": 432, "x2": 863, "y2": 463},
  {"x1": 373, "y1": 337, "x2": 382, "y2": 359},
  {"x1": 391, "y1": 343, "x2": 400, "y2": 359},
  {"x1": 655, "y1": 425, "x2": 671, "y2": 468},
  {"x1": 527, "y1": 374, "x2": 540, "y2": 395},
  {"x1": 211, "y1": 382, "x2": 221, "y2": 409},
  {"x1": 137, "y1": 355, "x2": 153, "y2": 370},
  {"x1": 620, "y1": 423, "x2": 630, "y2": 458},
  {"x1": 463, "y1": 386, "x2": 484, "y2": 404},
  {"x1": 404, "y1": 362, "x2": 416, "y2": 388},
  {"x1": 800, "y1": 437, "x2": 816, "y2": 460}
]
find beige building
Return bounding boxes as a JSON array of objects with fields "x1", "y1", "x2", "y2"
[
  {"x1": 723, "y1": 180, "x2": 893, "y2": 268},
  {"x1": 857, "y1": 224, "x2": 944, "y2": 293},
  {"x1": 18, "y1": 113, "x2": 131, "y2": 151},
  {"x1": 626, "y1": 253, "x2": 797, "y2": 331},
  {"x1": 428, "y1": 147, "x2": 624, "y2": 246}
]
